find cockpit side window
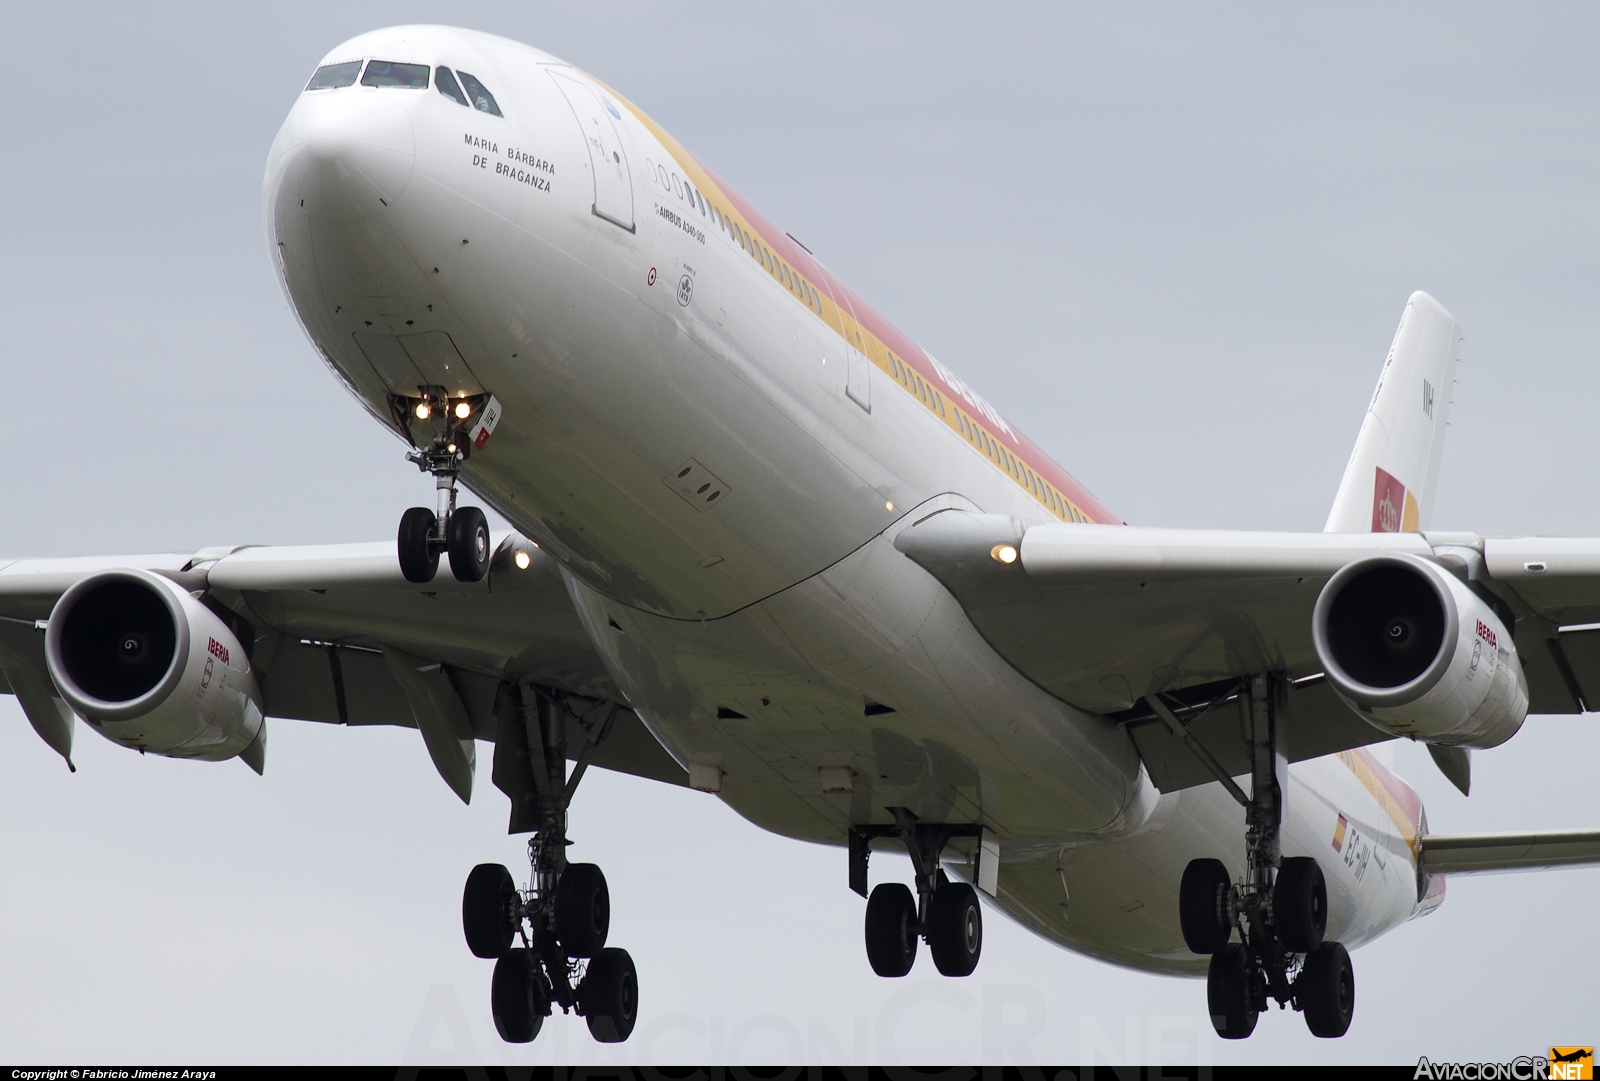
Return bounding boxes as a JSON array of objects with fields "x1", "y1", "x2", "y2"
[
  {"x1": 361, "y1": 61, "x2": 430, "y2": 89},
  {"x1": 436, "y1": 66, "x2": 469, "y2": 107},
  {"x1": 305, "y1": 61, "x2": 362, "y2": 91},
  {"x1": 455, "y1": 71, "x2": 503, "y2": 117}
]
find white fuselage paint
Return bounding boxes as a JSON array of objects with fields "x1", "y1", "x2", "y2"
[{"x1": 264, "y1": 25, "x2": 1430, "y2": 976}]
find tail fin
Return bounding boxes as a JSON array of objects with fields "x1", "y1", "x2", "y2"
[{"x1": 1325, "y1": 291, "x2": 1461, "y2": 533}]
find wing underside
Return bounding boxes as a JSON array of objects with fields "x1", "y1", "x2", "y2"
[
  {"x1": 0, "y1": 538, "x2": 686, "y2": 799},
  {"x1": 895, "y1": 510, "x2": 1600, "y2": 793}
]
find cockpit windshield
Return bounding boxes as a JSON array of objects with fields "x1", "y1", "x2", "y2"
[
  {"x1": 305, "y1": 61, "x2": 361, "y2": 91},
  {"x1": 456, "y1": 71, "x2": 503, "y2": 117},
  {"x1": 436, "y1": 67, "x2": 470, "y2": 107},
  {"x1": 360, "y1": 61, "x2": 430, "y2": 89}
]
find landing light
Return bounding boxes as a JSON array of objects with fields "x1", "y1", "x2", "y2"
[
  {"x1": 414, "y1": 403, "x2": 431, "y2": 420},
  {"x1": 455, "y1": 401, "x2": 471, "y2": 419},
  {"x1": 514, "y1": 550, "x2": 531, "y2": 570},
  {"x1": 990, "y1": 543, "x2": 1018, "y2": 565}
]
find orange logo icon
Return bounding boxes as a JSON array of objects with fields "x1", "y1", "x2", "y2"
[{"x1": 1551, "y1": 1047, "x2": 1594, "y2": 1081}]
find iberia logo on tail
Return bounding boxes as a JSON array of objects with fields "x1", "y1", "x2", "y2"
[{"x1": 1372, "y1": 466, "x2": 1420, "y2": 532}]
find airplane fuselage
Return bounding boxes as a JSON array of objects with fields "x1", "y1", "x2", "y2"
[{"x1": 264, "y1": 25, "x2": 1431, "y2": 976}]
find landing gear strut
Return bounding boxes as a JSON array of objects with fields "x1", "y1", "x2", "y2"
[
  {"x1": 395, "y1": 385, "x2": 493, "y2": 584},
  {"x1": 854, "y1": 810, "x2": 985, "y2": 979},
  {"x1": 1165, "y1": 674, "x2": 1352, "y2": 1039},
  {"x1": 461, "y1": 686, "x2": 636, "y2": 1044}
]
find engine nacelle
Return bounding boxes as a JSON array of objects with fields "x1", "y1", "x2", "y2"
[
  {"x1": 44, "y1": 569, "x2": 265, "y2": 765},
  {"x1": 1311, "y1": 553, "x2": 1526, "y2": 748}
]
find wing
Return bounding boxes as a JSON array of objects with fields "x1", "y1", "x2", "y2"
[
  {"x1": 1482, "y1": 536, "x2": 1600, "y2": 713},
  {"x1": 895, "y1": 511, "x2": 1600, "y2": 792},
  {"x1": 0, "y1": 536, "x2": 685, "y2": 804}
]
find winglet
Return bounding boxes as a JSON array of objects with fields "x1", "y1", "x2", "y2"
[{"x1": 1325, "y1": 292, "x2": 1461, "y2": 533}]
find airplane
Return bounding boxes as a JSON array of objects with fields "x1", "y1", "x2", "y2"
[{"x1": 3, "y1": 23, "x2": 1600, "y2": 1047}]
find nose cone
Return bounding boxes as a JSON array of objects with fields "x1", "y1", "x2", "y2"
[{"x1": 266, "y1": 91, "x2": 416, "y2": 226}]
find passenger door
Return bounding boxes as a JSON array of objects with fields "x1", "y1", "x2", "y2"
[{"x1": 548, "y1": 72, "x2": 635, "y2": 232}]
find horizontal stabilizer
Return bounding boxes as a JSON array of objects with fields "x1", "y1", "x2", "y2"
[{"x1": 1420, "y1": 829, "x2": 1600, "y2": 875}]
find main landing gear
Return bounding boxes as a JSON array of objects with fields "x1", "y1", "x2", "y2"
[
  {"x1": 395, "y1": 385, "x2": 492, "y2": 585},
  {"x1": 853, "y1": 810, "x2": 986, "y2": 979},
  {"x1": 462, "y1": 686, "x2": 637, "y2": 1044},
  {"x1": 1165, "y1": 675, "x2": 1355, "y2": 1039}
]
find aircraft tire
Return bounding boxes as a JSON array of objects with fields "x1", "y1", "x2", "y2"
[
  {"x1": 555, "y1": 862, "x2": 610, "y2": 959},
  {"x1": 1179, "y1": 858, "x2": 1233, "y2": 954},
  {"x1": 448, "y1": 505, "x2": 491, "y2": 582},
  {"x1": 491, "y1": 948, "x2": 547, "y2": 1043},
  {"x1": 1206, "y1": 944, "x2": 1259, "y2": 1040},
  {"x1": 580, "y1": 947, "x2": 639, "y2": 1043},
  {"x1": 927, "y1": 879, "x2": 983, "y2": 977},
  {"x1": 1299, "y1": 941, "x2": 1355, "y2": 1038},
  {"x1": 398, "y1": 507, "x2": 439, "y2": 583},
  {"x1": 462, "y1": 863, "x2": 518, "y2": 959},
  {"x1": 1274, "y1": 857, "x2": 1327, "y2": 953},
  {"x1": 864, "y1": 882, "x2": 918, "y2": 977}
]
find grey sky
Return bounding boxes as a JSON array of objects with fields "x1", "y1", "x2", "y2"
[{"x1": 2, "y1": 1, "x2": 1597, "y2": 1065}]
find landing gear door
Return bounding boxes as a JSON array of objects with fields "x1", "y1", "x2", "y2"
[{"x1": 548, "y1": 72, "x2": 635, "y2": 233}]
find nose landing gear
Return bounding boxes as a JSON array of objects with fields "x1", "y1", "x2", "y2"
[{"x1": 395, "y1": 387, "x2": 498, "y2": 584}]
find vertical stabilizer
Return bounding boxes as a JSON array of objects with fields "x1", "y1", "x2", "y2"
[{"x1": 1325, "y1": 292, "x2": 1461, "y2": 533}]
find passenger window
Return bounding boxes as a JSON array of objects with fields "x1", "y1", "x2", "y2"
[
  {"x1": 306, "y1": 61, "x2": 362, "y2": 90},
  {"x1": 361, "y1": 61, "x2": 430, "y2": 89},
  {"x1": 456, "y1": 71, "x2": 503, "y2": 116},
  {"x1": 435, "y1": 66, "x2": 469, "y2": 106}
]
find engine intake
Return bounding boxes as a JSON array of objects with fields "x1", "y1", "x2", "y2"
[
  {"x1": 44, "y1": 569, "x2": 266, "y2": 765},
  {"x1": 1311, "y1": 553, "x2": 1526, "y2": 749}
]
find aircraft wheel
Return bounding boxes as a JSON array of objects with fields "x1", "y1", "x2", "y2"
[
  {"x1": 448, "y1": 505, "x2": 491, "y2": 582},
  {"x1": 927, "y1": 879, "x2": 983, "y2": 977},
  {"x1": 462, "y1": 863, "x2": 518, "y2": 959},
  {"x1": 398, "y1": 507, "x2": 438, "y2": 583},
  {"x1": 580, "y1": 947, "x2": 639, "y2": 1043},
  {"x1": 1179, "y1": 858, "x2": 1233, "y2": 954},
  {"x1": 1207, "y1": 943, "x2": 1259, "y2": 1040},
  {"x1": 864, "y1": 882, "x2": 918, "y2": 977},
  {"x1": 1274, "y1": 857, "x2": 1327, "y2": 953},
  {"x1": 1299, "y1": 941, "x2": 1355, "y2": 1038},
  {"x1": 491, "y1": 948, "x2": 547, "y2": 1043},
  {"x1": 555, "y1": 863, "x2": 610, "y2": 958}
]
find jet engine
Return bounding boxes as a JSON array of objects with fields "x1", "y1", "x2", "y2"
[
  {"x1": 1311, "y1": 553, "x2": 1526, "y2": 748},
  {"x1": 43, "y1": 569, "x2": 266, "y2": 768}
]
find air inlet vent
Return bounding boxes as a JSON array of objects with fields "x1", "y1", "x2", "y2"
[{"x1": 663, "y1": 458, "x2": 731, "y2": 512}]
